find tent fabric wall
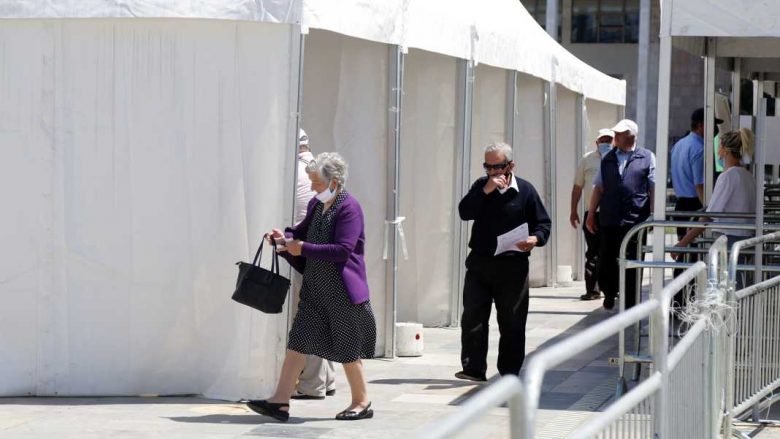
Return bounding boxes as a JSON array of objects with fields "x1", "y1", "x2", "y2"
[
  {"x1": 0, "y1": 19, "x2": 295, "y2": 398},
  {"x1": 0, "y1": 0, "x2": 626, "y2": 106},
  {"x1": 470, "y1": 65, "x2": 508, "y2": 183},
  {"x1": 585, "y1": 99, "x2": 622, "y2": 149},
  {"x1": 514, "y1": 73, "x2": 548, "y2": 286},
  {"x1": 397, "y1": 50, "x2": 458, "y2": 327},
  {"x1": 301, "y1": 29, "x2": 389, "y2": 354},
  {"x1": 554, "y1": 88, "x2": 579, "y2": 275}
]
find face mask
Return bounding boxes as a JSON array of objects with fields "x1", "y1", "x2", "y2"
[
  {"x1": 598, "y1": 143, "x2": 613, "y2": 157},
  {"x1": 315, "y1": 182, "x2": 337, "y2": 203},
  {"x1": 717, "y1": 156, "x2": 725, "y2": 168}
]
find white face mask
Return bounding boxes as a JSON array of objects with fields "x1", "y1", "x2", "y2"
[{"x1": 315, "y1": 182, "x2": 337, "y2": 203}]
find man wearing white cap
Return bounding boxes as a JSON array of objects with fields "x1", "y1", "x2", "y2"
[
  {"x1": 586, "y1": 119, "x2": 655, "y2": 311},
  {"x1": 295, "y1": 129, "x2": 316, "y2": 225},
  {"x1": 570, "y1": 128, "x2": 614, "y2": 301},
  {"x1": 291, "y1": 128, "x2": 337, "y2": 400}
]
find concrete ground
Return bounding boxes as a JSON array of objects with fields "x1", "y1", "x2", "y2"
[{"x1": 0, "y1": 283, "x2": 663, "y2": 438}]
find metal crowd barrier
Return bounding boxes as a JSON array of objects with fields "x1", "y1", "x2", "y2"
[
  {"x1": 725, "y1": 232, "x2": 780, "y2": 438},
  {"x1": 422, "y1": 231, "x2": 780, "y2": 438},
  {"x1": 420, "y1": 375, "x2": 524, "y2": 438},
  {"x1": 615, "y1": 220, "x2": 766, "y2": 395},
  {"x1": 572, "y1": 237, "x2": 727, "y2": 438},
  {"x1": 421, "y1": 258, "x2": 713, "y2": 438}
]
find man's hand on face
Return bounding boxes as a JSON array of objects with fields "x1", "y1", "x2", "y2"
[{"x1": 483, "y1": 174, "x2": 508, "y2": 194}]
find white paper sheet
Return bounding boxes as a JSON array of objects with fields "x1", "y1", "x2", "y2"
[{"x1": 494, "y1": 223, "x2": 529, "y2": 256}]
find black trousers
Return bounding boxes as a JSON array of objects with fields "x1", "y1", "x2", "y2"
[
  {"x1": 599, "y1": 225, "x2": 644, "y2": 309},
  {"x1": 460, "y1": 253, "x2": 530, "y2": 377},
  {"x1": 673, "y1": 197, "x2": 704, "y2": 271},
  {"x1": 583, "y1": 211, "x2": 601, "y2": 295},
  {"x1": 673, "y1": 197, "x2": 703, "y2": 305}
]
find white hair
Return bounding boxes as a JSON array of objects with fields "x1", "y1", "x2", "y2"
[
  {"x1": 484, "y1": 142, "x2": 513, "y2": 161},
  {"x1": 305, "y1": 152, "x2": 348, "y2": 188}
]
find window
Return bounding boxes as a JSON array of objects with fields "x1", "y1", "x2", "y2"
[
  {"x1": 520, "y1": 0, "x2": 562, "y2": 41},
  {"x1": 571, "y1": 0, "x2": 639, "y2": 43}
]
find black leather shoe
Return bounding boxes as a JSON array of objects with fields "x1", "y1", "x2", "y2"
[
  {"x1": 335, "y1": 402, "x2": 373, "y2": 421},
  {"x1": 247, "y1": 400, "x2": 290, "y2": 422},
  {"x1": 290, "y1": 391, "x2": 325, "y2": 400},
  {"x1": 454, "y1": 371, "x2": 487, "y2": 382}
]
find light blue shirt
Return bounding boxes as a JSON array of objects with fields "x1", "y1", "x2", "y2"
[
  {"x1": 593, "y1": 145, "x2": 656, "y2": 188},
  {"x1": 670, "y1": 131, "x2": 704, "y2": 198}
]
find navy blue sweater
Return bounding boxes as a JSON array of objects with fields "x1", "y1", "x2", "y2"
[{"x1": 458, "y1": 176, "x2": 552, "y2": 257}]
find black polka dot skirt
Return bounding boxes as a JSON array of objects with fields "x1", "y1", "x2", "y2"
[{"x1": 287, "y1": 192, "x2": 377, "y2": 363}]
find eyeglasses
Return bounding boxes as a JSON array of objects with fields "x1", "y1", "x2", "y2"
[{"x1": 483, "y1": 161, "x2": 511, "y2": 171}]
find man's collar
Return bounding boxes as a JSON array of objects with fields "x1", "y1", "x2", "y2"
[
  {"x1": 498, "y1": 173, "x2": 519, "y2": 194},
  {"x1": 616, "y1": 144, "x2": 637, "y2": 154}
]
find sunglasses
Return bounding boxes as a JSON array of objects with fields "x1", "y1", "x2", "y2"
[{"x1": 483, "y1": 161, "x2": 511, "y2": 171}]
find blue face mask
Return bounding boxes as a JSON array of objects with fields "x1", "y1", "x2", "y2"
[
  {"x1": 717, "y1": 156, "x2": 725, "y2": 168},
  {"x1": 598, "y1": 143, "x2": 613, "y2": 157}
]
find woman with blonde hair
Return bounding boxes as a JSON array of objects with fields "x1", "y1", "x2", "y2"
[{"x1": 674, "y1": 128, "x2": 756, "y2": 286}]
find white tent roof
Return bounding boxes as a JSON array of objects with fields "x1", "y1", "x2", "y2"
[
  {"x1": 0, "y1": 0, "x2": 625, "y2": 105},
  {"x1": 669, "y1": 0, "x2": 780, "y2": 38},
  {"x1": 667, "y1": 0, "x2": 780, "y2": 77}
]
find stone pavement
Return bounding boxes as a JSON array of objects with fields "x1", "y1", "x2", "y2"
[{"x1": 0, "y1": 283, "x2": 625, "y2": 439}]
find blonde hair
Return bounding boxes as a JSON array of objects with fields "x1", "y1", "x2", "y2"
[{"x1": 720, "y1": 128, "x2": 754, "y2": 160}]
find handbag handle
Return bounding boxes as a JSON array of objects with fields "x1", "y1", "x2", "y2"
[{"x1": 253, "y1": 234, "x2": 281, "y2": 275}]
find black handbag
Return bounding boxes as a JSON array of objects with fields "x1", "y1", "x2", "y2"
[{"x1": 232, "y1": 236, "x2": 290, "y2": 314}]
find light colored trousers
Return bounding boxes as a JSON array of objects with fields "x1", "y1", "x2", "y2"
[{"x1": 291, "y1": 272, "x2": 336, "y2": 397}]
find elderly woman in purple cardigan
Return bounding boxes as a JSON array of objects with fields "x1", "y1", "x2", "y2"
[{"x1": 247, "y1": 152, "x2": 376, "y2": 422}]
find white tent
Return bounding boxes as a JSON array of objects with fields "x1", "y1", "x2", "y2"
[{"x1": 0, "y1": 0, "x2": 624, "y2": 398}]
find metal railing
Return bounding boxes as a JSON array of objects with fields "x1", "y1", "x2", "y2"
[
  {"x1": 571, "y1": 239, "x2": 722, "y2": 439},
  {"x1": 724, "y1": 232, "x2": 780, "y2": 438},
  {"x1": 422, "y1": 231, "x2": 780, "y2": 439},
  {"x1": 616, "y1": 220, "x2": 762, "y2": 395},
  {"x1": 419, "y1": 375, "x2": 524, "y2": 438}
]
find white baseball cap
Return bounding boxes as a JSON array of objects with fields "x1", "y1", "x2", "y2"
[
  {"x1": 597, "y1": 128, "x2": 614, "y2": 139},
  {"x1": 298, "y1": 128, "x2": 309, "y2": 146},
  {"x1": 610, "y1": 119, "x2": 638, "y2": 136}
]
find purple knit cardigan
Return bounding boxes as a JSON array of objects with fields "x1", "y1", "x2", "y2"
[{"x1": 280, "y1": 193, "x2": 370, "y2": 304}]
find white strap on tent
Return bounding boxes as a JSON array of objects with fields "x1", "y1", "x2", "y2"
[{"x1": 382, "y1": 216, "x2": 408, "y2": 260}]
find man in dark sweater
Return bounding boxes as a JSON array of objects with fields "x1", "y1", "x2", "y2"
[{"x1": 455, "y1": 142, "x2": 551, "y2": 381}]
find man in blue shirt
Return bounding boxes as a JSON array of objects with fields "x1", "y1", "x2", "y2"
[
  {"x1": 587, "y1": 119, "x2": 655, "y2": 311},
  {"x1": 670, "y1": 108, "x2": 722, "y2": 289}
]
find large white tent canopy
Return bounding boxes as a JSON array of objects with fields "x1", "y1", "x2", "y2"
[
  {"x1": 0, "y1": 0, "x2": 625, "y2": 399},
  {"x1": 0, "y1": 0, "x2": 625, "y2": 105}
]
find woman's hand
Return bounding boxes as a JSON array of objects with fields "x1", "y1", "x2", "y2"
[
  {"x1": 279, "y1": 239, "x2": 304, "y2": 256},
  {"x1": 266, "y1": 228, "x2": 286, "y2": 246}
]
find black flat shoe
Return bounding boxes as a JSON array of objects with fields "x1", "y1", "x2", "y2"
[
  {"x1": 247, "y1": 400, "x2": 290, "y2": 422},
  {"x1": 335, "y1": 402, "x2": 374, "y2": 421}
]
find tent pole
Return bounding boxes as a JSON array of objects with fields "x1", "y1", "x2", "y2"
[
  {"x1": 652, "y1": 2, "x2": 674, "y2": 436},
  {"x1": 704, "y1": 37, "x2": 716, "y2": 204},
  {"x1": 732, "y1": 58, "x2": 742, "y2": 131},
  {"x1": 636, "y1": 0, "x2": 651, "y2": 148},
  {"x1": 286, "y1": 29, "x2": 306, "y2": 334},
  {"x1": 576, "y1": 95, "x2": 586, "y2": 282},
  {"x1": 450, "y1": 60, "x2": 474, "y2": 327},
  {"x1": 507, "y1": 71, "x2": 518, "y2": 149},
  {"x1": 383, "y1": 45, "x2": 404, "y2": 359},
  {"x1": 544, "y1": 79, "x2": 558, "y2": 287}
]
